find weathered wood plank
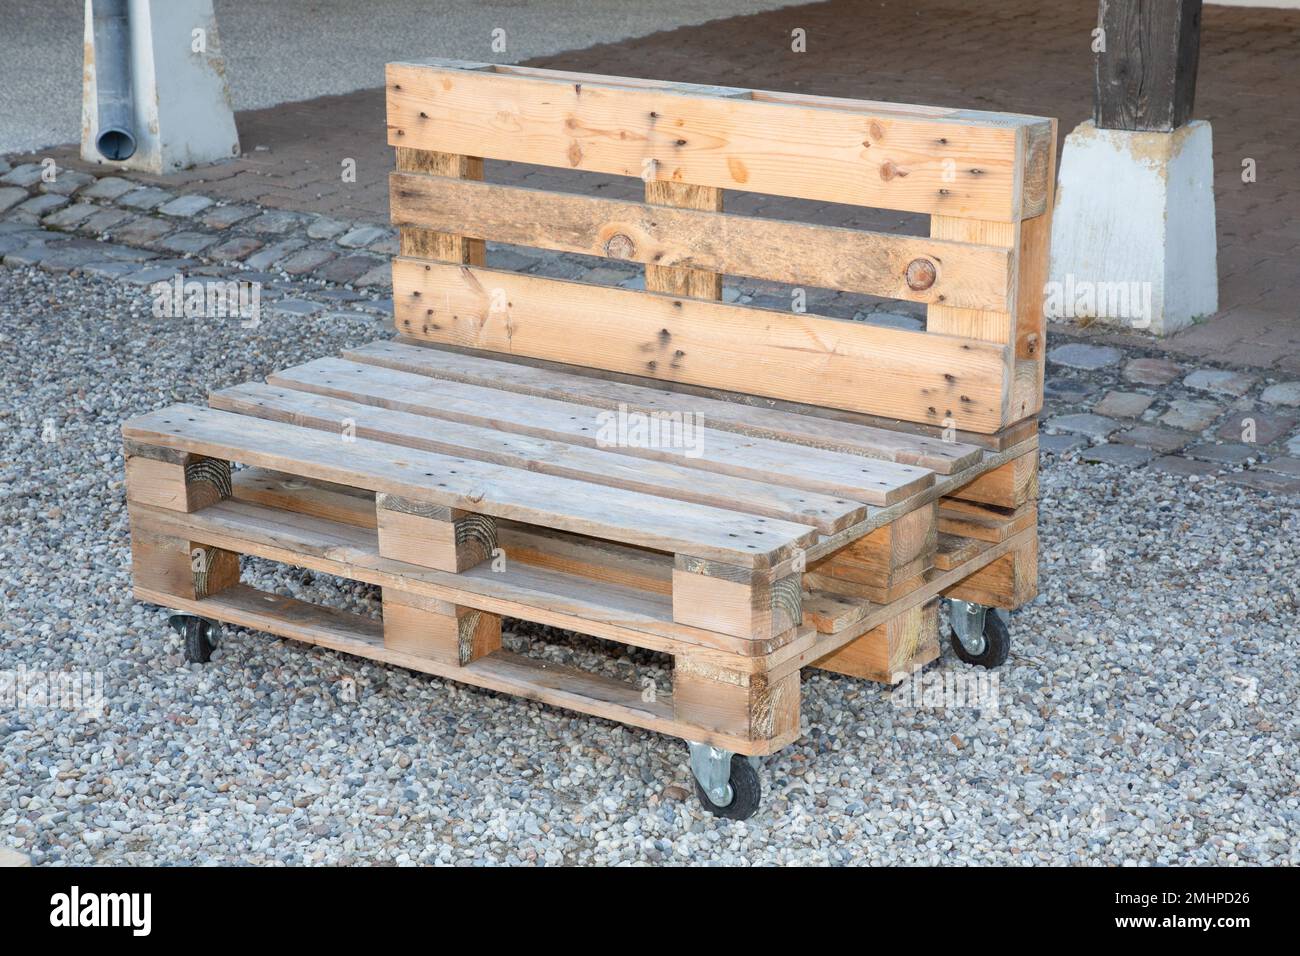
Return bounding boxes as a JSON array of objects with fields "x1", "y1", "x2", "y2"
[
  {"x1": 265, "y1": 357, "x2": 934, "y2": 505},
  {"x1": 343, "y1": 340, "x2": 986, "y2": 473},
  {"x1": 387, "y1": 60, "x2": 1050, "y2": 220},
  {"x1": 211, "y1": 382, "x2": 866, "y2": 533},
  {"x1": 390, "y1": 259, "x2": 1010, "y2": 433},
  {"x1": 388, "y1": 173, "x2": 1015, "y2": 311}
]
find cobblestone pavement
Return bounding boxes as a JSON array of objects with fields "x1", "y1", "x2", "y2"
[
  {"x1": 17, "y1": 0, "x2": 1299, "y2": 373},
  {"x1": 3, "y1": 159, "x2": 1299, "y2": 494}
]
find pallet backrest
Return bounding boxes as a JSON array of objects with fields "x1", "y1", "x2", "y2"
[{"x1": 385, "y1": 59, "x2": 1056, "y2": 435}]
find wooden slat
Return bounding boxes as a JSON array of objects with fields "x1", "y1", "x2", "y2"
[
  {"x1": 388, "y1": 173, "x2": 1014, "y2": 311},
  {"x1": 122, "y1": 405, "x2": 815, "y2": 568},
  {"x1": 265, "y1": 357, "x2": 934, "y2": 505},
  {"x1": 934, "y1": 533, "x2": 985, "y2": 571},
  {"x1": 937, "y1": 499, "x2": 1036, "y2": 544},
  {"x1": 344, "y1": 340, "x2": 985, "y2": 473},
  {"x1": 211, "y1": 381, "x2": 867, "y2": 533},
  {"x1": 386, "y1": 60, "x2": 1051, "y2": 221},
  {"x1": 801, "y1": 590, "x2": 873, "y2": 635},
  {"x1": 391, "y1": 259, "x2": 1010, "y2": 433}
]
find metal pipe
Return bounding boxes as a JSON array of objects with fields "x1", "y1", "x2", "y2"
[{"x1": 92, "y1": 0, "x2": 136, "y2": 160}]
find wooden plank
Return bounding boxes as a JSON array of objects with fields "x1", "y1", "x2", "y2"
[
  {"x1": 137, "y1": 582, "x2": 787, "y2": 755},
  {"x1": 1095, "y1": 0, "x2": 1202, "y2": 132},
  {"x1": 229, "y1": 468, "x2": 375, "y2": 527},
  {"x1": 933, "y1": 533, "x2": 985, "y2": 571},
  {"x1": 391, "y1": 259, "x2": 1010, "y2": 433},
  {"x1": 393, "y1": 147, "x2": 485, "y2": 265},
  {"x1": 387, "y1": 60, "x2": 1051, "y2": 221},
  {"x1": 1010, "y1": 122, "x2": 1056, "y2": 424},
  {"x1": 388, "y1": 173, "x2": 1015, "y2": 311},
  {"x1": 937, "y1": 500, "x2": 1036, "y2": 544},
  {"x1": 644, "y1": 180, "x2": 722, "y2": 299},
  {"x1": 265, "y1": 357, "x2": 934, "y2": 506},
  {"x1": 344, "y1": 339, "x2": 985, "y2": 473},
  {"x1": 211, "y1": 381, "x2": 866, "y2": 533},
  {"x1": 801, "y1": 590, "x2": 873, "y2": 635},
  {"x1": 129, "y1": 497, "x2": 806, "y2": 661},
  {"x1": 122, "y1": 404, "x2": 815, "y2": 568}
]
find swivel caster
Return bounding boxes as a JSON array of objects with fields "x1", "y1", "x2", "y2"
[
  {"x1": 169, "y1": 614, "x2": 220, "y2": 664},
  {"x1": 687, "y1": 742, "x2": 761, "y2": 820},
  {"x1": 946, "y1": 599, "x2": 1009, "y2": 668}
]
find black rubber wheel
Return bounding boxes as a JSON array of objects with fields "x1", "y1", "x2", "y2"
[
  {"x1": 949, "y1": 609, "x2": 1010, "y2": 668},
  {"x1": 170, "y1": 615, "x2": 219, "y2": 664},
  {"x1": 695, "y1": 755, "x2": 762, "y2": 820}
]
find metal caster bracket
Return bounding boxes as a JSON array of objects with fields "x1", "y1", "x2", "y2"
[
  {"x1": 948, "y1": 599, "x2": 989, "y2": 656},
  {"x1": 687, "y1": 742, "x2": 759, "y2": 809}
]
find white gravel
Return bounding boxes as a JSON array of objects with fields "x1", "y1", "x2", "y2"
[{"x1": 1, "y1": 264, "x2": 1298, "y2": 865}]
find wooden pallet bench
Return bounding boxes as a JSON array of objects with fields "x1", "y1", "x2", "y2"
[{"x1": 123, "y1": 59, "x2": 1054, "y2": 819}]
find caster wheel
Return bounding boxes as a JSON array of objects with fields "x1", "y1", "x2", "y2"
[
  {"x1": 694, "y1": 754, "x2": 761, "y2": 821},
  {"x1": 949, "y1": 608, "x2": 1010, "y2": 668},
  {"x1": 170, "y1": 615, "x2": 220, "y2": 664}
]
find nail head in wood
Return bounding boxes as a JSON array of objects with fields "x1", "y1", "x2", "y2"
[{"x1": 905, "y1": 257, "x2": 937, "y2": 291}]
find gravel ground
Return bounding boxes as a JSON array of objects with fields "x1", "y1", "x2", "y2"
[
  {"x1": 0, "y1": 0, "x2": 799, "y2": 154},
  {"x1": 1, "y1": 264, "x2": 1298, "y2": 866}
]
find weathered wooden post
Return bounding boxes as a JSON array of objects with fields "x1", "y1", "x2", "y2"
[{"x1": 1049, "y1": 0, "x2": 1217, "y2": 335}]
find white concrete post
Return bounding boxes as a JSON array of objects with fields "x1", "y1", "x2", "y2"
[
  {"x1": 80, "y1": 0, "x2": 240, "y2": 174},
  {"x1": 1048, "y1": 119, "x2": 1218, "y2": 336}
]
